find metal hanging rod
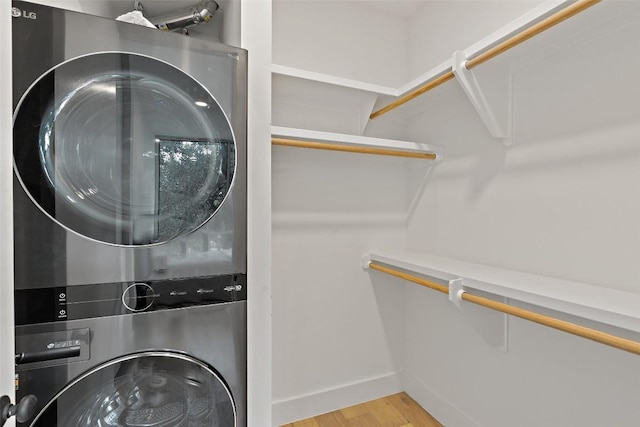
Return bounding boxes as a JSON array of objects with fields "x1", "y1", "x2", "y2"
[
  {"x1": 368, "y1": 262, "x2": 640, "y2": 357},
  {"x1": 271, "y1": 138, "x2": 438, "y2": 160},
  {"x1": 369, "y1": 0, "x2": 601, "y2": 120}
]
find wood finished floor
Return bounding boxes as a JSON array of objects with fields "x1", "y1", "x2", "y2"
[{"x1": 280, "y1": 392, "x2": 443, "y2": 427}]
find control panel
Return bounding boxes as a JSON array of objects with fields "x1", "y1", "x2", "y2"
[{"x1": 15, "y1": 274, "x2": 247, "y2": 326}]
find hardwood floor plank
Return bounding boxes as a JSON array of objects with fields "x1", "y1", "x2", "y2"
[
  {"x1": 314, "y1": 411, "x2": 350, "y2": 427},
  {"x1": 291, "y1": 419, "x2": 320, "y2": 427},
  {"x1": 340, "y1": 402, "x2": 370, "y2": 419},
  {"x1": 387, "y1": 393, "x2": 443, "y2": 427},
  {"x1": 348, "y1": 413, "x2": 383, "y2": 427},
  {"x1": 281, "y1": 392, "x2": 442, "y2": 427},
  {"x1": 364, "y1": 397, "x2": 410, "y2": 426}
]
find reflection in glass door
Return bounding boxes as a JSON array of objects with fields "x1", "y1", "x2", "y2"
[
  {"x1": 157, "y1": 136, "x2": 234, "y2": 244},
  {"x1": 30, "y1": 352, "x2": 236, "y2": 427}
]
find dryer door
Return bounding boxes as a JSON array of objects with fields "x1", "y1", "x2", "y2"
[
  {"x1": 14, "y1": 52, "x2": 236, "y2": 246},
  {"x1": 29, "y1": 352, "x2": 236, "y2": 427}
]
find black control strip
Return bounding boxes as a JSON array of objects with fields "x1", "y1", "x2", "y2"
[{"x1": 15, "y1": 273, "x2": 247, "y2": 326}]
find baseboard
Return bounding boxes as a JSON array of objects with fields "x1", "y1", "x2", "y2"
[
  {"x1": 271, "y1": 372, "x2": 403, "y2": 426},
  {"x1": 400, "y1": 370, "x2": 480, "y2": 427}
]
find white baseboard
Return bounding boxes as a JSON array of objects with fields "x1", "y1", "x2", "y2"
[
  {"x1": 272, "y1": 372, "x2": 403, "y2": 426},
  {"x1": 400, "y1": 370, "x2": 480, "y2": 427}
]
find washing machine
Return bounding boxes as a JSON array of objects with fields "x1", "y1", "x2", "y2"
[{"x1": 11, "y1": 1, "x2": 247, "y2": 425}]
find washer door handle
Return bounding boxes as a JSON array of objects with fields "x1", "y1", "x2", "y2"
[
  {"x1": 0, "y1": 394, "x2": 37, "y2": 425},
  {"x1": 15, "y1": 346, "x2": 81, "y2": 365}
]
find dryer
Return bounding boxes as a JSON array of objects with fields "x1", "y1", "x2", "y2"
[{"x1": 11, "y1": 1, "x2": 247, "y2": 426}]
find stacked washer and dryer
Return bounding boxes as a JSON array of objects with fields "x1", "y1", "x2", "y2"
[{"x1": 11, "y1": 1, "x2": 247, "y2": 426}]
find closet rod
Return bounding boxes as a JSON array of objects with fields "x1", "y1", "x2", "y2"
[
  {"x1": 369, "y1": 0, "x2": 601, "y2": 120},
  {"x1": 271, "y1": 138, "x2": 437, "y2": 160},
  {"x1": 369, "y1": 262, "x2": 640, "y2": 357}
]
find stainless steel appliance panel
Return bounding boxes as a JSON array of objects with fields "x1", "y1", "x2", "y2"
[
  {"x1": 15, "y1": 302, "x2": 247, "y2": 427},
  {"x1": 12, "y1": 2, "x2": 247, "y2": 289}
]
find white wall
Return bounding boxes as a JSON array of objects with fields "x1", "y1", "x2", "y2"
[
  {"x1": 271, "y1": 147, "x2": 410, "y2": 425},
  {"x1": 272, "y1": 0, "x2": 408, "y2": 87},
  {"x1": 240, "y1": 0, "x2": 273, "y2": 425},
  {"x1": 1, "y1": 2, "x2": 15, "y2": 425},
  {"x1": 270, "y1": 2, "x2": 415, "y2": 424},
  {"x1": 404, "y1": 2, "x2": 640, "y2": 426}
]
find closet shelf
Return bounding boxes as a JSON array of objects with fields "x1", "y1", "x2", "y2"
[
  {"x1": 271, "y1": 126, "x2": 443, "y2": 160},
  {"x1": 364, "y1": 249, "x2": 640, "y2": 335},
  {"x1": 272, "y1": 64, "x2": 397, "y2": 96}
]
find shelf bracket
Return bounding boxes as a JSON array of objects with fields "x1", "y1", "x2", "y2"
[
  {"x1": 448, "y1": 278, "x2": 465, "y2": 310},
  {"x1": 452, "y1": 50, "x2": 512, "y2": 146},
  {"x1": 449, "y1": 277, "x2": 509, "y2": 352},
  {"x1": 361, "y1": 254, "x2": 372, "y2": 270}
]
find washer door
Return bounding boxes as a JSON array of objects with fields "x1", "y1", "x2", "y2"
[
  {"x1": 30, "y1": 352, "x2": 236, "y2": 427},
  {"x1": 14, "y1": 52, "x2": 236, "y2": 246}
]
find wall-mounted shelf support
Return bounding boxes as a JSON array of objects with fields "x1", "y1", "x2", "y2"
[
  {"x1": 453, "y1": 50, "x2": 512, "y2": 145},
  {"x1": 448, "y1": 278, "x2": 465, "y2": 310},
  {"x1": 448, "y1": 277, "x2": 509, "y2": 351},
  {"x1": 361, "y1": 254, "x2": 372, "y2": 270}
]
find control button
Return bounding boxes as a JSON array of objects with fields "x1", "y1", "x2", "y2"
[
  {"x1": 169, "y1": 291, "x2": 187, "y2": 296},
  {"x1": 224, "y1": 285, "x2": 243, "y2": 292},
  {"x1": 56, "y1": 287, "x2": 68, "y2": 305},
  {"x1": 197, "y1": 288, "x2": 214, "y2": 294},
  {"x1": 122, "y1": 283, "x2": 155, "y2": 312}
]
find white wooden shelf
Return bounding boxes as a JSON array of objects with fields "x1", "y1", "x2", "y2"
[
  {"x1": 272, "y1": 64, "x2": 397, "y2": 96},
  {"x1": 271, "y1": 70, "x2": 384, "y2": 134},
  {"x1": 271, "y1": 126, "x2": 444, "y2": 160},
  {"x1": 364, "y1": 249, "x2": 640, "y2": 334}
]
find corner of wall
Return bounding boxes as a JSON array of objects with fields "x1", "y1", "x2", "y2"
[{"x1": 240, "y1": 1, "x2": 273, "y2": 426}]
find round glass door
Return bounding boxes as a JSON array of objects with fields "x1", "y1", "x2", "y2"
[
  {"x1": 13, "y1": 52, "x2": 236, "y2": 246},
  {"x1": 30, "y1": 352, "x2": 236, "y2": 427}
]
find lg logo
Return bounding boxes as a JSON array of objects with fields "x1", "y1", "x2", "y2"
[{"x1": 11, "y1": 7, "x2": 37, "y2": 20}]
